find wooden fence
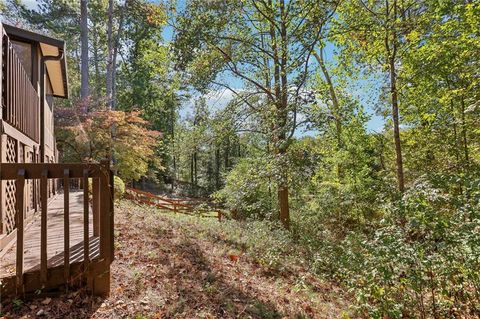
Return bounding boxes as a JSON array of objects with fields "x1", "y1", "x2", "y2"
[
  {"x1": 125, "y1": 187, "x2": 223, "y2": 221},
  {"x1": 0, "y1": 160, "x2": 114, "y2": 297}
]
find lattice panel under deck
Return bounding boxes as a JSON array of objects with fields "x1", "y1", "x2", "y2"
[
  {"x1": 4, "y1": 180, "x2": 16, "y2": 234},
  {"x1": 4, "y1": 137, "x2": 17, "y2": 234}
]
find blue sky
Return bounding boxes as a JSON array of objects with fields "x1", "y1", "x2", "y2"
[{"x1": 22, "y1": 0, "x2": 36, "y2": 8}]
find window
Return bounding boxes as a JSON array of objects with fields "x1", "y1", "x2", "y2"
[{"x1": 11, "y1": 40, "x2": 33, "y2": 80}]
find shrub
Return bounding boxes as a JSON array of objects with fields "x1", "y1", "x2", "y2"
[
  {"x1": 88, "y1": 175, "x2": 125, "y2": 200},
  {"x1": 113, "y1": 175, "x2": 126, "y2": 200},
  {"x1": 213, "y1": 157, "x2": 276, "y2": 220},
  {"x1": 321, "y1": 178, "x2": 480, "y2": 318},
  {"x1": 196, "y1": 218, "x2": 301, "y2": 272}
]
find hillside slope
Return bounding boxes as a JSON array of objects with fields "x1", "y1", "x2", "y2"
[{"x1": 1, "y1": 200, "x2": 348, "y2": 318}]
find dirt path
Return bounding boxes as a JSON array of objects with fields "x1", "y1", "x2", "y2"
[{"x1": 1, "y1": 201, "x2": 347, "y2": 318}]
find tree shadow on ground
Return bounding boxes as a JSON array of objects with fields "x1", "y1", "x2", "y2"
[{"x1": 153, "y1": 236, "x2": 285, "y2": 319}]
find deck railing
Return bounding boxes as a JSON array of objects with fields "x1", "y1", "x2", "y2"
[
  {"x1": 1, "y1": 30, "x2": 40, "y2": 142},
  {"x1": 0, "y1": 160, "x2": 114, "y2": 297}
]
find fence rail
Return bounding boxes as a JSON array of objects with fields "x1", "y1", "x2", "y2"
[
  {"x1": 0, "y1": 161, "x2": 114, "y2": 296},
  {"x1": 125, "y1": 187, "x2": 223, "y2": 221},
  {"x1": 1, "y1": 29, "x2": 40, "y2": 142}
]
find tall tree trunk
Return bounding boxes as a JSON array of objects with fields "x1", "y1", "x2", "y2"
[
  {"x1": 267, "y1": 0, "x2": 290, "y2": 229},
  {"x1": 460, "y1": 96, "x2": 469, "y2": 166},
  {"x1": 277, "y1": 0, "x2": 290, "y2": 229},
  {"x1": 215, "y1": 147, "x2": 220, "y2": 190},
  {"x1": 111, "y1": 9, "x2": 124, "y2": 110},
  {"x1": 106, "y1": 0, "x2": 125, "y2": 110},
  {"x1": 224, "y1": 137, "x2": 230, "y2": 169},
  {"x1": 388, "y1": 0, "x2": 405, "y2": 193},
  {"x1": 190, "y1": 155, "x2": 194, "y2": 195},
  {"x1": 313, "y1": 48, "x2": 343, "y2": 180},
  {"x1": 171, "y1": 108, "x2": 176, "y2": 191},
  {"x1": 390, "y1": 57, "x2": 405, "y2": 193},
  {"x1": 106, "y1": 0, "x2": 114, "y2": 109},
  {"x1": 80, "y1": 0, "x2": 89, "y2": 101},
  {"x1": 92, "y1": 21, "x2": 100, "y2": 98},
  {"x1": 450, "y1": 99, "x2": 462, "y2": 195},
  {"x1": 193, "y1": 151, "x2": 198, "y2": 190}
]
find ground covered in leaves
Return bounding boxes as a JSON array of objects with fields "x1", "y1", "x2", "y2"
[{"x1": 1, "y1": 200, "x2": 348, "y2": 318}]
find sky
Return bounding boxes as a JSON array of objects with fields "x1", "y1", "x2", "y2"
[
  {"x1": 20, "y1": 0, "x2": 385, "y2": 133},
  {"x1": 21, "y1": 0, "x2": 37, "y2": 9},
  {"x1": 176, "y1": 38, "x2": 385, "y2": 134},
  {"x1": 163, "y1": 0, "x2": 385, "y2": 133}
]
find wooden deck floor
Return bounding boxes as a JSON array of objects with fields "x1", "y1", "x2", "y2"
[{"x1": 0, "y1": 191, "x2": 99, "y2": 278}]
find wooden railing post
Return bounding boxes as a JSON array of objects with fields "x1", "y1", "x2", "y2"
[
  {"x1": 91, "y1": 159, "x2": 112, "y2": 297},
  {"x1": 92, "y1": 177, "x2": 100, "y2": 236},
  {"x1": 63, "y1": 169, "x2": 70, "y2": 284},
  {"x1": 40, "y1": 169, "x2": 48, "y2": 283},
  {"x1": 83, "y1": 169, "x2": 90, "y2": 271},
  {"x1": 99, "y1": 160, "x2": 111, "y2": 262},
  {"x1": 109, "y1": 167, "x2": 114, "y2": 262},
  {"x1": 15, "y1": 168, "x2": 25, "y2": 295},
  {"x1": 108, "y1": 169, "x2": 115, "y2": 262}
]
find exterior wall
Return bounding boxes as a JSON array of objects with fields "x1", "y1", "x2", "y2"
[{"x1": 0, "y1": 25, "x2": 59, "y2": 249}]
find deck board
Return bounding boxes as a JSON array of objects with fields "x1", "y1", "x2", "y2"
[{"x1": 0, "y1": 190, "x2": 99, "y2": 278}]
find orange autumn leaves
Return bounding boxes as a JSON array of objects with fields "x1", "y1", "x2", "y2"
[{"x1": 58, "y1": 107, "x2": 161, "y2": 181}]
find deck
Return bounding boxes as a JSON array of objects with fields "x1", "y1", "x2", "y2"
[
  {"x1": 0, "y1": 162, "x2": 113, "y2": 297},
  {"x1": 0, "y1": 191, "x2": 99, "y2": 278}
]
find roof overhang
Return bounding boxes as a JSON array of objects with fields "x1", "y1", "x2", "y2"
[{"x1": 3, "y1": 23, "x2": 69, "y2": 99}]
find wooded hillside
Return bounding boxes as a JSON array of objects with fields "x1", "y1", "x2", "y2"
[{"x1": 1, "y1": 0, "x2": 479, "y2": 317}]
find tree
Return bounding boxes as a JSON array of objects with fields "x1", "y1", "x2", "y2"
[
  {"x1": 80, "y1": 0, "x2": 89, "y2": 100},
  {"x1": 174, "y1": 0, "x2": 336, "y2": 229},
  {"x1": 401, "y1": 1, "x2": 480, "y2": 192},
  {"x1": 334, "y1": 0, "x2": 426, "y2": 193},
  {"x1": 56, "y1": 106, "x2": 161, "y2": 181},
  {"x1": 106, "y1": 0, "x2": 125, "y2": 109}
]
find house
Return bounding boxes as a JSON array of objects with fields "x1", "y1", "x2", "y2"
[
  {"x1": 0, "y1": 23, "x2": 66, "y2": 251},
  {"x1": 0, "y1": 23, "x2": 114, "y2": 298}
]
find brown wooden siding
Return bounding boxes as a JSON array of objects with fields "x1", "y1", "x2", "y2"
[{"x1": 1, "y1": 29, "x2": 39, "y2": 142}]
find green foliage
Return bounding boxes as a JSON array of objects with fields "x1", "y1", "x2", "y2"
[
  {"x1": 113, "y1": 175, "x2": 126, "y2": 200},
  {"x1": 191, "y1": 216, "x2": 300, "y2": 272},
  {"x1": 88, "y1": 175, "x2": 124, "y2": 201},
  {"x1": 213, "y1": 156, "x2": 276, "y2": 220},
  {"x1": 12, "y1": 299, "x2": 23, "y2": 311},
  {"x1": 291, "y1": 177, "x2": 479, "y2": 318},
  {"x1": 348, "y1": 181, "x2": 478, "y2": 317}
]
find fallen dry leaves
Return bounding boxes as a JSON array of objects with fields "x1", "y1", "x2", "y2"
[{"x1": 0, "y1": 200, "x2": 348, "y2": 318}]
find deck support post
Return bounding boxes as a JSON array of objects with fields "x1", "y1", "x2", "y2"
[
  {"x1": 15, "y1": 168, "x2": 25, "y2": 295},
  {"x1": 40, "y1": 169, "x2": 48, "y2": 284},
  {"x1": 92, "y1": 159, "x2": 112, "y2": 297},
  {"x1": 63, "y1": 169, "x2": 70, "y2": 286}
]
